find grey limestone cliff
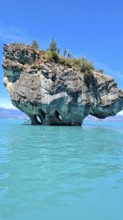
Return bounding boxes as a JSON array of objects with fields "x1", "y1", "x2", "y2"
[{"x1": 2, "y1": 43, "x2": 123, "y2": 125}]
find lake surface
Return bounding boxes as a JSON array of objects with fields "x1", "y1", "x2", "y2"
[{"x1": 0, "y1": 119, "x2": 123, "y2": 220}]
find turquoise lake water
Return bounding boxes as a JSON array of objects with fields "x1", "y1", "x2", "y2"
[{"x1": 0, "y1": 119, "x2": 123, "y2": 220}]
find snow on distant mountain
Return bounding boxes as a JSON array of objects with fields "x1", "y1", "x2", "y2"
[{"x1": 0, "y1": 107, "x2": 26, "y2": 119}]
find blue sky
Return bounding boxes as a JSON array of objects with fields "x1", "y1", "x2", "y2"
[{"x1": 0, "y1": 0, "x2": 123, "y2": 111}]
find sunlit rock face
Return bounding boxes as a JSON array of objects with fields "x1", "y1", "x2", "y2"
[{"x1": 2, "y1": 43, "x2": 123, "y2": 125}]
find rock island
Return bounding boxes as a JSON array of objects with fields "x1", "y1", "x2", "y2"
[{"x1": 2, "y1": 43, "x2": 123, "y2": 125}]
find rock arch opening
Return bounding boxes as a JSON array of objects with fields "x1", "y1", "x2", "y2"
[
  {"x1": 55, "y1": 110, "x2": 62, "y2": 122},
  {"x1": 34, "y1": 114, "x2": 42, "y2": 125}
]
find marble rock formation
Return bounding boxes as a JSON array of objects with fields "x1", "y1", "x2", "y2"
[{"x1": 2, "y1": 43, "x2": 123, "y2": 125}]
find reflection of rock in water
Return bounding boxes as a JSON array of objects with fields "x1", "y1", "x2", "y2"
[{"x1": 3, "y1": 43, "x2": 123, "y2": 125}]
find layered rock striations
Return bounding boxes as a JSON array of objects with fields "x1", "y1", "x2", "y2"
[{"x1": 2, "y1": 43, "x2": 123, "y2": 125}]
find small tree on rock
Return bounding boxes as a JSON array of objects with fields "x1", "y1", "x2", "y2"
[
  {"x1": 67, "y1": 52, "x2": 71, "y2": 59},
  {"x1": 31, "y1": 40, "x2": 39, "y2": 50},
  {"x1": 57, "y1": 48, "x2": 60, "y2": 54},
  {"x1": 64, "y1": 48, "x2": 67, "y2": 57},
  {"x1": 48, "y1": 38, "x2": 57, "y2": 52}
]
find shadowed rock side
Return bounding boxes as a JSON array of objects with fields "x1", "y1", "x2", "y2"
[{"x1": 2, "y1": 43, "x2": 123, "y2": 125}]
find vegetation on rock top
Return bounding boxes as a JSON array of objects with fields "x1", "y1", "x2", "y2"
[
  {"x1": 9, "y1": 39, "x2": 103, "y2": 78},
  {"x1": 29, "y1": 38, "x2": 105, "y2": 86}
]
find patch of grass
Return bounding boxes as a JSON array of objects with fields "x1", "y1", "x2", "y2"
[
  {"x1": 58, "y1": 57, "x2": 72, "y2": 67},
  {"x1": 64, "y1": 58, "x2": 72, "y2": 67},
  {"x1": 47, "y1": 51, "x2": 59, "y2": 63},
  {"x1": 80, "y1": 58, "x2": 94, "y2": 73},
  {"x1": 72, "y1": 58, "x2": 81, "y2": 65}
]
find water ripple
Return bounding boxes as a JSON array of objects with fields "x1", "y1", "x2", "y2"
[{"x1": 0, "y1": 120, "x2": 123, "y2": 219}]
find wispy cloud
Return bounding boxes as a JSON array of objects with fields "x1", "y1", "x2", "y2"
[{"x1": 0, "y1": 23, "x2": 30, "y2": 43}]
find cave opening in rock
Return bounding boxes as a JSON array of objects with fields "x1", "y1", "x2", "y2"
[
  {"x1": 55, "y1": 110, "x2": 62, "y2": 122},
  {"x1": 34, "y1": 114, "x2": 42, "y2": 125}
]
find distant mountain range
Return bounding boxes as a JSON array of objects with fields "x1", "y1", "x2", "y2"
[
  {"x1": 0, "y1": 106, "x2": 123, "y2": 121},
  {"x1": 0, "y1": 107, "x2": 26, "y2": 119},
  {"x1": 85, "y1": 114, "x2": 123, "y2": 122}
]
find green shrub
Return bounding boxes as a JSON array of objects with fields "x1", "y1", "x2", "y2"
[
  {"x1": 80, "y1": 57, "x2": 94, "y2": 72},
  {"x1": 64, "y1": 58, "x2": 72, "y2": 67},
  {"x1": 47, "y1": 51, "x2": 59, "y2": 63},
  {"x1": 72, "y1": 58, "x2": 81, "y2": 65}
]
